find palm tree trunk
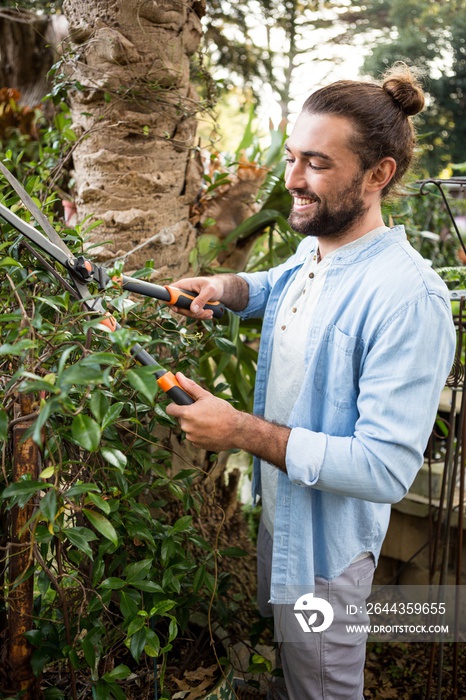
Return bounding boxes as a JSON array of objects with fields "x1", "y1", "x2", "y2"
[{"x1": 62, "y1": 0, "x2": 206, "y2": 277}]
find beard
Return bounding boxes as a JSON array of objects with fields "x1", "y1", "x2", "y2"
[{"x1": 288, "y1": 172, "x2": 369, "y2": 240}]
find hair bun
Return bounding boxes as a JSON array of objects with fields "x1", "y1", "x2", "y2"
[{"x1": 383, "y1": 64, "x2": 425, "y2": 116}]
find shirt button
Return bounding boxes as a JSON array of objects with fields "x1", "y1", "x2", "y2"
[
  {"x1": 309, "y1": 272, "x2": 315, "y2": 279},
  {"x1": 292, "y1": 307, "x2": 297, "y2": 313},
  {"x1": 281, "y1": 324, "x2": 286, "y2": 331}
]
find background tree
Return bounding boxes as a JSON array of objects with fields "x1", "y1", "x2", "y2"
[
  {"x1": 204, "y1": 0, "x2": 347, "y2": 122},
  {"x1": 0, "y1": 4, "x2": 66, "y2": 107},
  {"x1": 337, "y1": 0, "x2": 466, "y2": 175}
]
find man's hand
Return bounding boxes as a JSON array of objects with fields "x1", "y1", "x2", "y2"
[
  {"x1": 166, "y1": 373, "x2": 291, "y2": 470},
  {"x1": 170, "y1": 274, "x2": 249, "y2": 319},
  {"x1": 165, "y1": 373, "x2": 246, "y2": 451}
]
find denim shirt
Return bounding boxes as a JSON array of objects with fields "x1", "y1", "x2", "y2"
[{"x1": 238, "y1": 226, "x2": 456, "y2": 604}]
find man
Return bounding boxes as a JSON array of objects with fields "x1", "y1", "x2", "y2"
[{"x1": 166, "y1": 65, "x2": 456, "y2": 699}]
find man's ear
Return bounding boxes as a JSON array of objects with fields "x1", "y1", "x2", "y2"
[{"x1": 365, "y1": 157, "x2": 397, "y2": 193}]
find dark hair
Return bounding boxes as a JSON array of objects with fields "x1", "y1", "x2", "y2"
[{"x1": 302, "y1": 63, "x2": 425, "y2": 197}]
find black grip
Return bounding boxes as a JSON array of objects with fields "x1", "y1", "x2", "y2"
[
  {"x1": 168, "y1": 287, "x2": 225, "y2": 319},
  {"x1": 166, "y1": 385, "x2": 195, "y2": 406}
]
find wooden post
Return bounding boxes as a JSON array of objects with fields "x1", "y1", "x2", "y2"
[{"x1": 7, "y1": 393, "x2": 40, "y2": 698}]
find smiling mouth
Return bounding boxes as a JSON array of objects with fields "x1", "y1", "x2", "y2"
[{"x1": 292, "y1": 195, "x2": 319, "y2": 208}]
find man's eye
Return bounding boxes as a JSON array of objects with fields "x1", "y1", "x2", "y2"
[
  {"x1": 284, "y1": 157, "x2": 294, "y2": 164},
  {"x1": 309, "y1": 163, "x2": 325, "y2": 171}
]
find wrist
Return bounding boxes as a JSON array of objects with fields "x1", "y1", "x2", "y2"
[{"x1": 232, "y1": 412, "x2": 290, "y2": 472}]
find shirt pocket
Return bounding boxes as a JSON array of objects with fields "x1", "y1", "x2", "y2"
[{"x1": 314, "y1": 324, "x2": 364, "y2": 409}]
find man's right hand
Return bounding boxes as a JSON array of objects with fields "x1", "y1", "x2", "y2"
[
  {"x1": 169, "y1": 276, "x2": 226, "y2": 320},
  {"x1": 169, "y1": 273, "x2": 249, "y2": 318}
]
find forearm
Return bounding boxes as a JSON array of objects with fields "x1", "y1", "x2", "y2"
[
  {"x1": 212, "y1": 273, "x2": 250, "y2": 312},
  {"x1": 235, "y1": 413, "x2": 291, "y2": 471},
  {"x1": 166, "y1": 373, "x2": 291, "y2": 470}
]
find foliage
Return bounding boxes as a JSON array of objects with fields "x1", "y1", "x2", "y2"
[
  {"x1": 337, "y1": 0, "x2": 466, "y2": 175},
  {"x1": 189, "y1": 114, "x2": 300, "y2": 416},
  {"x1": 0, "y1": 104, "x2": 242, "y2": 699},
  {"x1": 0, "y1": 89, "x2": 75, "y2": 200},
  {"x1": 383, "y1": 183, "x2": 464, "y2": 271}
]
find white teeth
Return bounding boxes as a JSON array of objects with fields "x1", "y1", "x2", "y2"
[{"x1": 294, "y1": 197, "x2": 315, "y2": 206}]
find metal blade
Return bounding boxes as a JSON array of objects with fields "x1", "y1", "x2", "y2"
[
  {"x1": 0, "y1": 160, "x2": 71, "y2": 255},
  {"x1": 0, "y1": 201, "x2": 72, "y2": 268}
]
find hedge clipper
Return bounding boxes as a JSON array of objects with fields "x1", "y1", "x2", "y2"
[{"x1": 0, "y1": 162, "x2": 225, "y2": 405}]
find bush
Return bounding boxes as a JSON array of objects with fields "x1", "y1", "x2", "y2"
[{"x1": 0, "y1": 104, "x2": 234, "y2": 700}]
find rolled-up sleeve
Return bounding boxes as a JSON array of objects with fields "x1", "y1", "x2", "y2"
[{"x1": 237, "y1": 271, "x2": 270, "y2": 319}]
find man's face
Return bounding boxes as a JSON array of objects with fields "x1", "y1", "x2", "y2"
[{"x1": 285, "y1": 111, "x2": 369, "y2": 241}]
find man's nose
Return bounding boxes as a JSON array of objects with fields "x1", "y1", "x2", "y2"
[{"x1": 285, "y1": 161, "x2": 307, "y2": 191}]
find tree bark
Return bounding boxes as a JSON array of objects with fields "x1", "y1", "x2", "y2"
[
  {"x1": 6, "y1": 394, "x2": 41, "y2": 699},
  {"x1": 62, "y1": 0, "x2": 206, "y2": 278}
]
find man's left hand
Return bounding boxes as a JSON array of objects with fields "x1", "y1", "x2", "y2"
[{"x1": 165, "y1": 373, "x2": 245, "y2": 452}]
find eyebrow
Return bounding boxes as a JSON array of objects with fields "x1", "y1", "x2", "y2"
[{"x1": 284, "y1": 143, "x2": 334, "y2": 162}]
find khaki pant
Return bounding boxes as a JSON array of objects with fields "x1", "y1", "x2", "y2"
[{"x1": 257, "y1": 518, "x2": 375, "y2": 700}]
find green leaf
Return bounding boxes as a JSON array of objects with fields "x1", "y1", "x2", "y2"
[
  {"x1": 171, "y1": 515, "x2": 193, "y2": 533},
  {"x1": 220, "y1": 546, "x2": 249, "y2": 557},
  {"x1": 99, "y1": 577, "x2": 126, "y2": 590},
  {"x1": 126, "y1": 368, "x2": 157, "y2": 404},
  {"x1": 66, "y1": 482, "x2": 101, "y2": 498},
  {"x1": 31, "y1": 646, "x2": 51, "y2": 677},
  {"x1": 86, "y1": 491, "x2": 111, "y2": 515},
  {"x1": 161, "y1": 537, "x2": 175, "y2": 564},
  {"x1": 214, "y1": 337, "x2": 237, "y2": 355},
  {"x1": 149, "y1": 599, "x2": 176, "y2": 616},
  {"x1": 83, "y1": 509, "x2": 118, "y2": 546},
  {"x1": 0, "y1": 408, "x2": 8, "y2": 442},
  {"x1": 61, "y1": 364, "x2": 106, "y2": 386},
  {"x1": 162, "y1": 568, "x2": 181, "y2": 594},
  {"x1": 81, "y1": 634, "x2": 96, "y2": 671},
  {"x1": 125, "y1": 559, "x2": 153, "y2": 583},
  {"x1": 222, "y1": 208, "x2": 288, "y2": 246},
  {"x1": 144, "y1": 628, "x2": 161, "y2": 657},
  {"x1": 247, "y1": 653, "x2": 273, "y2": 674},
  {"x1": 102, "y1": 665, "x2": 131, "y2": 681},
  {"x1": 93, "y1": 678, "x2": 111, "y2": 700},
  {"x1": 39, "y1": 465, "x2": 55, "y2": 479},
  {"x1": 168, "y1": 618, "x2": 178, "y2": 643},
  {"x1": 100, "y1": 447, "x2": 127, "y2": 472},
  {"x1": 129, "y1": 627, "x2": 147, "y2": 662},
  {"x1": 64, "y1": 526, "x2": 97, "y2": 559},
  {"x1": 101, "y1": 402, "x2": 124, "y2": 429},
  {"x1": 127, "y1": 615, "x2": 145, "y2": 636},
  {"x1": 193, "y1": 564, "x2": 206, "y2": 593},
  {"x1": 40, "y1": 489, "x2": 57, "y2": 522},
  {"x1": 71, "y1": 415, "x2": 101, "y2": 452},
  {"x1": 2, "y1": 479, "x2": 51, "y2": 499},
  {"x1": 23, "y1": 629, "x2": 43, "y2": 646},
  {"x1": 0, "y1": 256, "x2": 23, "y2": 267},
  {"x1": 0, "y1": 339, "x2": 36, "y2": 356},
  {"x1": 133, "y1": 580, "x2": 164, "y2": 593},
  {"x1": 90, "y1": 390, "x2": 110, "y2": 422},
  {"x1": 120, "y1": 590, "x2": 139, "y2": 619}
]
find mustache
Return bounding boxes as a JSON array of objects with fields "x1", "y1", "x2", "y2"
[{"x1": 289, "y1": 189, "x2": 321, "y2": 203}]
